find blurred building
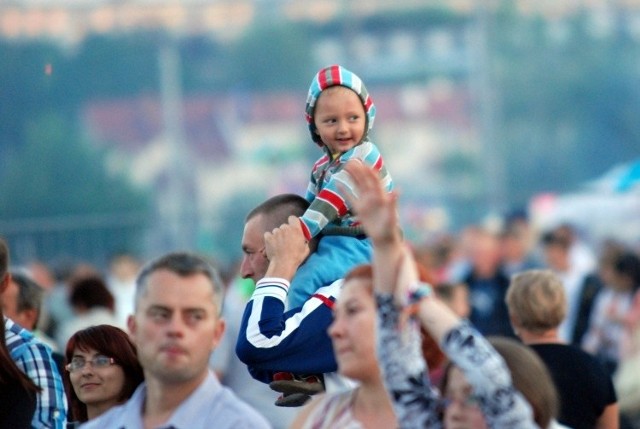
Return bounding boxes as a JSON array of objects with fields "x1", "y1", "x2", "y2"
[{"x1": 2, "y1": 0, "x2": 638, "y2": 46}]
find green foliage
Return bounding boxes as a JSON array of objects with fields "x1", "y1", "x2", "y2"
[
  {"x1": 0, "y1": 113, "x2": 150, "y2": 219},
  {"x1": 0, "y1": 39, "x2": 65, "y2": 149}
]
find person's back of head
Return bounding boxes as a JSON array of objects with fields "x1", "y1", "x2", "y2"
[
  {"x1": 6, "y1": 271, "x2": 45, "y2": 331},
  {"x1": 506, "y1": 269, "x2": 567, "y2": 333},
  {"x1": 488, "y1": 336, "x2": 559, "y2": 429},
  {"x1": 69, "y1": 276, "x2": 115, "y2": 313}
]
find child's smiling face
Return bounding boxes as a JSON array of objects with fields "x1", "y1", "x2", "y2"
[{"x1": 313, "y1": 86, "x2": 366, "y2": 156}]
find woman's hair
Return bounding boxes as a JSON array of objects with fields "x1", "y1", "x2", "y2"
[
  {"x1": 344, "y1": 262, "x2": 447, "y2": 372},
  {"x1": 505, "y1": 269, "x2": 566, "y2": 332},
  {"x1": 488, "y1": 337, "x2": 558, "y2": 428},
  {"x1": 344, "y1": 264, "x2": 373, "y2": 293},
  {"x1": 63, "y1": 325, "x2": 144, "y2": 422},
  {"x1": 440, "y1": 336, "x2": 558, "y2": 429}
]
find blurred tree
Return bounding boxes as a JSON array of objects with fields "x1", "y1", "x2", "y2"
[
  {"x1": 0, "y1": 39, "x2": 63, "y2": 155},
  {"x1": 0, "y1": 113, "x2": 151, "y2": 266},
  {"x1": 0, "y1": 113, "x2": 149, "y2": 218}
]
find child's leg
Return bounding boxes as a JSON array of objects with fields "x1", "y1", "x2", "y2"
[{"x1": 288, "y1": 235, "x2": 372, "y2": 309}]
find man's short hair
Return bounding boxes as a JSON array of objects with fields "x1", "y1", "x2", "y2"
[
  {"x1": 540, "y1": 230, "x2": 571, "y2": 250},
  {"x1": 245, "y1": 194, "x2": 310, "y2": 232},
  {"x1": 135, "y1": 252, "x2": 224, "y2": 314},
  {"x1": 9, "y1": 271, "x2": 44, "y2": 327},
  {"x1": 0, "y1": 238, "x2": 9, "y2": 281}
]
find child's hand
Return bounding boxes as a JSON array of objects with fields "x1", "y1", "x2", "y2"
[
  {"x1": 342, "y1": 160, "x2": 400, "y2": 245},
  {"x1": 264, "y1": 216, "x2": 310, "y2": 279}
]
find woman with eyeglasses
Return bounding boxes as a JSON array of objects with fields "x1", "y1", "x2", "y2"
[{"x1": 62, "y1": 325, "x2": 144, "y2": 427}]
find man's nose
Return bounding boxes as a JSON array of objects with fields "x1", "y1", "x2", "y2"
[
  {"x1": 166, "y1": 313, "x2": 187, "y2": 336},
  {"x1": 239, "y1": 256, "x2": 252, "y2": 278}
]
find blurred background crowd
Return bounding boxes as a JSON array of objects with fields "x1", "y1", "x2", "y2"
[{"x1": 1, "y1": 0, "x2": 640, "y2": 427}]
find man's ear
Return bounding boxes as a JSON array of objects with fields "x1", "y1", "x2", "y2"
[
  {"x1": 127, "y1": 314, "x2": 137, "y2": 339},
  {"x1": 211, "y1": 318, "x2": 226, "y2": 351},
  {"x1": 0, "y1": 273, "x2": 11, "y2": 294}
]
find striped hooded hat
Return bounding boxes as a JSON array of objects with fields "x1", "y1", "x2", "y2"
[{"x1": 305, "y1": 65, "x2": 376, "y2": 147}]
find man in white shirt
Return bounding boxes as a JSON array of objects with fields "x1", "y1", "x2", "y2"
[{"x1": 81, "y1": 252, "x2": 270, "y2": 429}]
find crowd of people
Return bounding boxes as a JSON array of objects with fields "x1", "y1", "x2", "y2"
[{"x1": 1, "y1": 64, "x2": 639, "y2": 429}]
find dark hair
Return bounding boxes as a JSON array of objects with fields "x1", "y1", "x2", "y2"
[
  {"x1": 541, "y1": 230, "x2": 571, "y2": 250},
  {"x1": 245, "y1": 194, "x2": 310, "y2": 231},
  {"x1": 69, "y1": 276, "x2": 115, "y2": 312},
  {"x1": 63, "y1": 325, "x2": 144, "y2": 422},
  {"x1": 9, "y1": 271, "x2": 45, "y2": 328},
  {"x1": 135, "y1": 252, "x2": 224, "y2": 313},
  {"x1": 614, "y1": 251, "x2": 640, "y2": 291},
  {"x1": 0, "y1": 238, "x2": 8, "y2": 282}
]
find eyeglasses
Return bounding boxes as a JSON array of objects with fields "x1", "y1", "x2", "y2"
[
  {"x1": 65, "y1": 355, "x2": 115, "y2": 373},
  {"x1": 439, "y1": 394, "x2": 482, "y2": 410}
]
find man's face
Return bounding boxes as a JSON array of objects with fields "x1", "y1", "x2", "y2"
[
  {"x1": 240, "y1": 214, "x2": 270, "y2": 283},
  {"x1": 128, "y1": 269, "x2": 224, "y2": 386}
]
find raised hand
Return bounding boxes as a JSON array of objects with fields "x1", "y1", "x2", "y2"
[{"x1": 342, "y1": 160, "x2": 400, "y2": 245}]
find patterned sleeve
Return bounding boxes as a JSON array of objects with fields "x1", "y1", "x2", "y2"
[
  {"x1": 442, "y1": 323, "x2": 539, "y2": 429},
  {"x1": 14, "y1": 341, "x2": 67, "y2": 429},
  {"x1": 376, "y1": 294, "x2": 442, "y2": 429}
]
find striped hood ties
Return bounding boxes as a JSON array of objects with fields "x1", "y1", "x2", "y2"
[{"x1": 304, "y1": 65, "x2": 376, "y2": 152}]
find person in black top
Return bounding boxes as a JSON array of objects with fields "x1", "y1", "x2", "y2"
[{"x1": 506, "y1": 269, "x2": 618, "y2": 429}]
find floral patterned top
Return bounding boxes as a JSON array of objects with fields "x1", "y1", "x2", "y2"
[{"x1": 376, "y1": 294, "x2": 539, "y2": 429}]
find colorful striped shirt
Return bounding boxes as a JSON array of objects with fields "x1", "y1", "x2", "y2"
[{"x1": 299, "y1": 140, "x2": 393, "y2": 240}]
